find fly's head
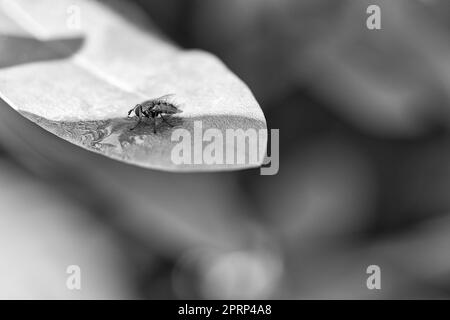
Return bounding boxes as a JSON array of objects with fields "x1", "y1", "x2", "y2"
[{"x1": 127, "y1": 104, "x2": 142, "y2": 118}]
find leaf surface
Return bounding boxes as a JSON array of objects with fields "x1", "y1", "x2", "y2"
[{"x1": 0, "y1": 0, "x2": 267, "y2": 171}]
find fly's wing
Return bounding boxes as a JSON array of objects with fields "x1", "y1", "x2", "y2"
[
  {"x1": 153, "y1": 94, "x2": 177, "y2": 105},
  {"x1": 154, "y1": 94, "x2": 175, "y2": 101},
  {"x1": 154, "y1": 103, "x2": 181, "y2": 114}
]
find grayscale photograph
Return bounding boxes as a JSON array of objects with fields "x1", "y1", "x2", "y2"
[{"x1": 0, "y1": 0, "x2": 449, "y2": 304}]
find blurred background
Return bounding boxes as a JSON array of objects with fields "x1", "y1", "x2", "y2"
[{"x1": 2, "y1": 0, "x2": 450, "y2": 299}]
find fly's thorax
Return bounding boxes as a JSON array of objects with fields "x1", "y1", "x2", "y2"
[{"x1": 143, "y1": 101, "x2": 152, "y2": 108}]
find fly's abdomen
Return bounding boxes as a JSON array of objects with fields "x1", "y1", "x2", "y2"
[{"x1": 156, "y1": 103, "x2": 180, "y2": 114}]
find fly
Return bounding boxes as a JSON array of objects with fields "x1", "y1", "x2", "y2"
[{"x1": 127, "y1": 94, "x2": 182, "y2": 133}]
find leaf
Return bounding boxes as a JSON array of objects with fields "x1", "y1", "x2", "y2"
[{"x1": 0, "y1": 0, "x2": 267, "y2": 172}]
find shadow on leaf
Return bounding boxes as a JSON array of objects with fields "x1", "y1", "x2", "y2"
[
  {"x1": 0, "y1": 35, "x2": 84, "y2": 68},
  {"x1": 18, "y1": 110, "x2": 266, "y2": 171}
]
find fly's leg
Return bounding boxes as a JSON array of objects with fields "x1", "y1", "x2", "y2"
[
  {"x1": 130, "y1": 107, "x2": 145, "y2": 131},
  {"x1": 152, "y1": 115, "x2": 157, "y2": 134},
  {"x1": 130, "y1": 118, "x2": 141, "y2": 131},
  {"x1": 161, "y1": 115, "x2": 174, "y2": 127}
]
